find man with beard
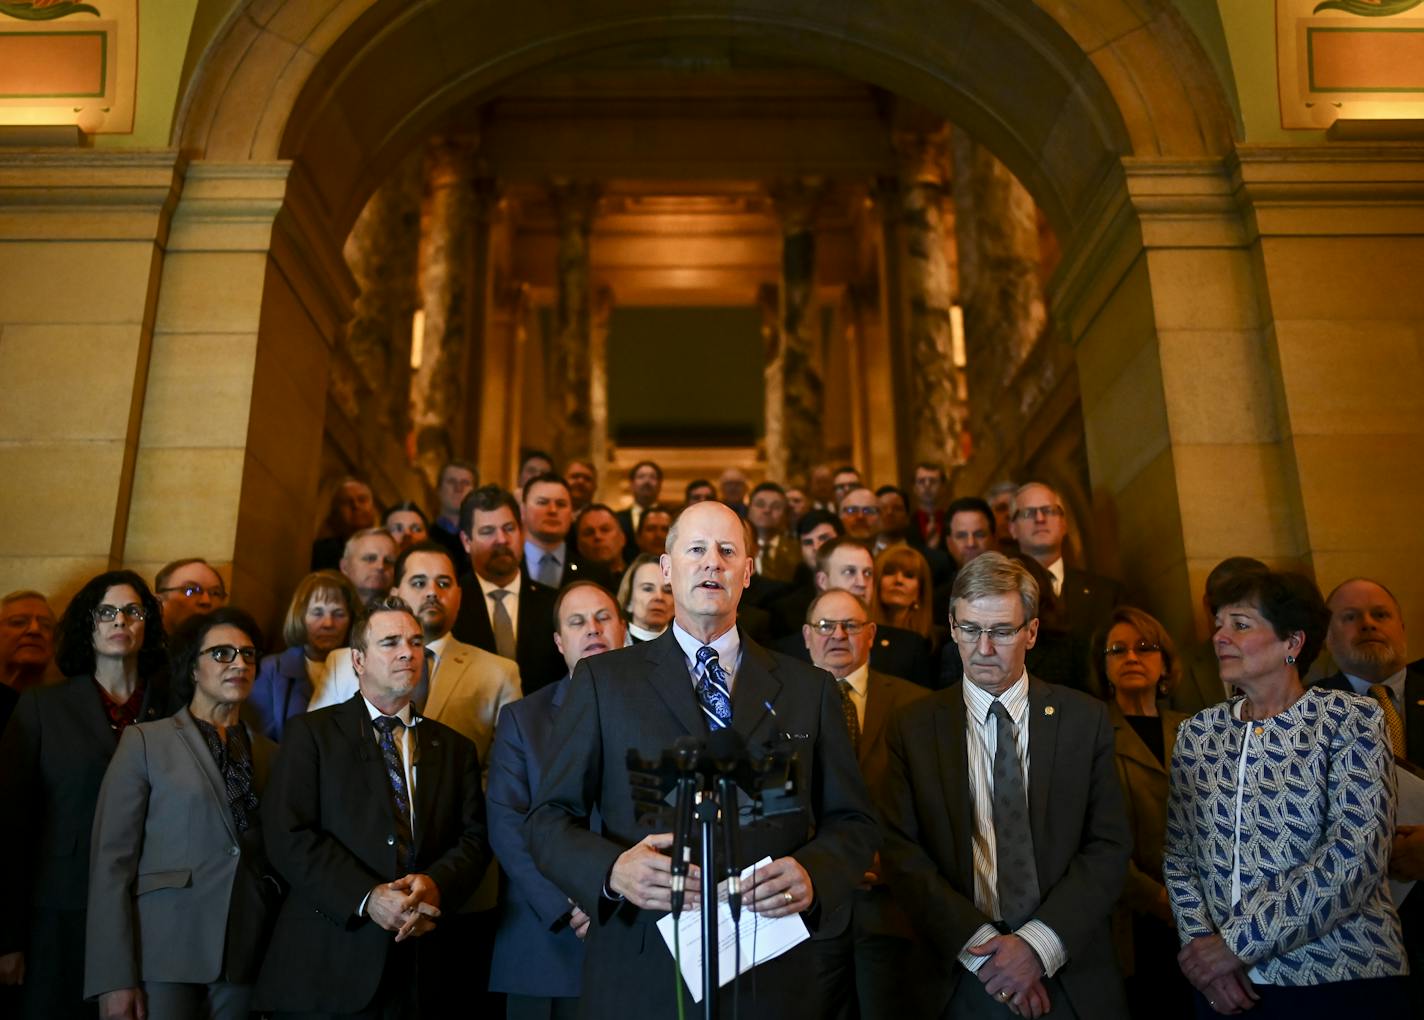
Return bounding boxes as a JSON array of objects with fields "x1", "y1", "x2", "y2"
[
  {"x1": 1318, "y1": 577, "x2": 1424, "y2": 1011},
  {"x1": 527, "y1": 501, "x2": 878, "y2": 1018},
  {"x1": 452, "y1": 486, "x2": 564, "y2": 695}
]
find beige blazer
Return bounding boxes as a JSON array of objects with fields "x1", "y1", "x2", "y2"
[{"x1": 1108, "y1": 702, "x2": 1186, "y2": 975}]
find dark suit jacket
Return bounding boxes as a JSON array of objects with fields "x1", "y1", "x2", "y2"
[
  {"x1": 488, "y1": 676, "x2": 585, "y2": 998},
  {"x1": 452, "y1": 570, "x2": 564, "y2": 695},
  {"x1": 85, "y1": 710, "x2": 278, "y2": 995},
  {"x1": 255, "y1": 695, "x2": 490, "y2": 1014},
  {"x1": 878, "y1": 677, "x2": 1132, "y2": 1019},
  {"x1": 246, "y1": 645, "x2": 311, "y2": 742},
  {"x1": 0, "y1": 675, "x2": 166, "y2": 1016},
  {"x1": 526, "y1": 630, "x2": 880, "y2": 1018},
  {"x1": 1170, "y1": 639, "x2": 1228, "y2": 717},
  {"x1": 774, "y1": 624, "x2": 937, "y2": 691},
  {"x1": 1060, "y1": 566, "x2": 1126, "y2": 637},
  {"x1": 522, "y1": 547, "x2": 613, "y2": 592}
]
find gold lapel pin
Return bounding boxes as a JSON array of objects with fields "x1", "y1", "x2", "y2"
[{"x1": 1044, "y1": 705, "x2": 1055, "y2": 716}]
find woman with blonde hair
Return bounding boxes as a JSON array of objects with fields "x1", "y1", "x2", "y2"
[
  {"x1": 1091, "y1": 605, "x2": 1191, "y2": 1019},
  {"x1": 246, "y1": 570, "x2": 363, "y2": 741},
  {"x1": 870, "y1": 545, "x2": 936, "y2": 647}
]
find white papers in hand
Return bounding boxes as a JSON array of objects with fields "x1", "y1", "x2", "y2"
[
  {"x1": 1390, "y1": 762, "x2": 1424, "y2": 907},
  {"x1": 655, "y1": 856, "x2": 810, "y2": 1003}
]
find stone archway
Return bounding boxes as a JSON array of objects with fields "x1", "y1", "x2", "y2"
[{"x1": 124, "y1": 0, "x2": 1250, "y2": 634}]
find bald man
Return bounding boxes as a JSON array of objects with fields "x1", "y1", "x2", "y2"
[{"x1": 527, "y1": 501, "x2": 879, "y2": 1018}]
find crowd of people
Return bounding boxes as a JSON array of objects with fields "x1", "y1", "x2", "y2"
[{"x1": 0, "y1": 450, "x2": 1419, "y2": 1020}]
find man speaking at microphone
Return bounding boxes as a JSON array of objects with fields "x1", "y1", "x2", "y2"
[{"x1": 528, "y1": 500, "x2": 879, "y2": 1017}]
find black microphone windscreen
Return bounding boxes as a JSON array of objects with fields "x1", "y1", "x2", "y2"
[{"x1": 706, "y1": 727, "x2": 745, "y2": 761}]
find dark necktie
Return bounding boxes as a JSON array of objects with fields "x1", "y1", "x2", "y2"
[
  {"x1": 371, "y1": 715, "x2": 413, "y2": 871},
  {"x1": 836, "y1": 679, "x2": 861, "y2": 754},
  {"x1": 695, "y1": 646, "x2": 733, "y2": 730},
  {"x1": 490, "y1": 589, "x2": 516, "y2": 660},
  {"x1": 988, "y1": 701, "x2": 1039, "y2": 928}
]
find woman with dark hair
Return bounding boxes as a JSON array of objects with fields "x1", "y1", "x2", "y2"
[
  {"x1": 617, "y1": 553, "x2": 673, "y2": 644},
  {"x1": 0, "y1": 570, "x2": 169, "y2": 1020},
  {"x1": 1092, "y1": 606, "x2": 1191, "y2": 1019},
  {"x1": 871, "y1": 544, "x2": 936, "y2": 647},
  {"x1": 1164, "y1": 571, "x2": 1409, "y2": 1018},
  {"x1": 247, "y1": 570, "x2": 362, "y2": 741},
  {"x1": 85, "y1": 607, "x2": 279, "y2": 1020},
  {"x1": 383, "y1": 500, "x2": 429, "y2": 550}
]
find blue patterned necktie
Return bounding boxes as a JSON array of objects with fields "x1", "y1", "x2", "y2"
[
  {"x1": 695, "y1": 646, "x2": 733, "y2": 730},
  {"x1": 371, "y1": 714, "x2": 413, "y2": 871}
]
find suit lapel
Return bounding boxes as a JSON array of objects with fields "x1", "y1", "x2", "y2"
[
  {"x1": 643, "y1": 631, "x2": 706, "y2": 737},
  {"x1": 457, "y1": 573, "x2": 496, "y2": 650},
  {"x1": 860, "y1": 671, "x2": 893, "y2": 770},
  {"x1": 172, "y1": 708, "x2": 240, "y2": 844},
  {"x1": 423, "y1": 642, "x2": 463, "y2": 720},
  {"x1": 934, "y1": 691, "x2": 975, "y2": 879},
  {"x1": 1109, "y1": 704, "x2": 1165, "y2": 778},
  {"x1": 411, "y1": 717, "x2": 443, "y2": 853},
  {"x1": 1026, "y1": 677, "x2": 1058, "y2": 869},
  {"x1": 731, "y1": 637, "x2": 780, "y2": 745},
  {"x1": 335, "y1": 694, "x2": 389, "y2": 805}
]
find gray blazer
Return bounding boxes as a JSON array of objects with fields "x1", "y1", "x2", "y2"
[{"x1": 84, "y1": 708, "x2": 277, "y2": 997}]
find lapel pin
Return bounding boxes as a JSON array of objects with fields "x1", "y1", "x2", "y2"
[
  {"x1": 879, "y1": 638, "x2": 890, "y2": 647},
  {"x1": 1044, "y1": 705, "x2": 1055, "y2": 716}
]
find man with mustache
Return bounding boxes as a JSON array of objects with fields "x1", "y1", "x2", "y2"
[
  {"x1": 1318, "y1": 577, "x2": 1424, "y2": 1011},
  {"x1": 527, "y1": 500, "x2": 879, "y2": 1018},
  {"x1": 453, "y1": 485, "x2": 565, "y2": 695}
]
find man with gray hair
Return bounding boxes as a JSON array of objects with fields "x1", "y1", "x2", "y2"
[
  {"x1": 340, "y1": 527, "x2": 399, "y2": 608},
  {"x1": 879, "y1": 551, "x2": 1132, "y2": 1018},
  {"x1": 0, "y1": 590, "x2": 56, "y2": 732},
  {"x1": 1007, "y1": 481, "x2": 1124, "y2": 639}
]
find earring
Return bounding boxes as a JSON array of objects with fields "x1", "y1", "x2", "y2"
[
  {"x1": 1285, "y1": 655, "x2": 1297, "y2": 666},
  {"x1": 1157, "y1": 678, "x2": 1169, "y2": 697}
]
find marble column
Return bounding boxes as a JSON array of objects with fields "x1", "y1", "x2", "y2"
[
  {"x1": 411, "y1": 136, "x2": 478, "y2": 458},
  {"x1": 343, "y1": 153, "x2": 422, "y2": 439},
  {"x1": 768, "y1": 179, "x2": 825, "y2": 485},
  {"x1": 588, "y1": 284, "x2": 614, "y2": 474},
  {"x1": 891, "y1": 123, "x2": 967, "y2": 471},
  {"x1": 548, "y1": 178, "x2": 600, "y2": 467}
]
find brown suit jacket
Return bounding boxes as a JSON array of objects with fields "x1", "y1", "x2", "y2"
[{"x1": 1108, "y1": 703, "x2": 1186, "y2": 975}]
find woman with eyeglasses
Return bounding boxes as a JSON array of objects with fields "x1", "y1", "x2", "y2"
[
  {"x1": 85, "y1": 607, "x2": 280, "y2": 1020},
  {"x1": 0, "y1": 570, "x2": 169, "y2": 1020},
  {"x1": 1090, "y1": 606, "x2": 1191, "y2": 1019},
  {"x1": 617, "y1": 553, "x2": 673, "y2": 644},
  {"x1": 1163, "y1": 570, "x2": 1408, "y2": 1018},
  {"x1": 248, "y1": 570, "x2": 363, "y2": 742}
]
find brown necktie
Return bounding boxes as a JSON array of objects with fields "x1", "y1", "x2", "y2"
[
  {"x1": 836, "y1": 679, "x2": 861, "y2": 754},
  {"x1": 1369, "y1": 684, "x2": 1406, "y2": 757}
]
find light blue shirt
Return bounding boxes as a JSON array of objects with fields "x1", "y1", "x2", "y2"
[
  {"x1": 523, "y1": 540, "x2": 565, "y2": 583},
  {"x1": 671, "y1": 621, "x2": 741, "y2": 692}
]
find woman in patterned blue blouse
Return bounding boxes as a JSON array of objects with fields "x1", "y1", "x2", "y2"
[{"x1": 1163, "y1": 570, "x2": 1409, "y2": 1019}]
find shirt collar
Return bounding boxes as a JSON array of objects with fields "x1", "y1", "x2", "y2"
[
  {"x1": 838, "y1": 661, "x2": 870, "y2": 696},
  {"x1": 524, "y1": 539, "x2": 565, "y2": 567},
  {"x1": 962, "y1": 669, "x2": 1030, "y2": 725},
  {"x1": 361, "y1": 693, "x2": 416, "y2": 727},
  {"x1": 672, "y1": 620, "x2": 741, "y2": 676},
  {"x1": 1343, "y1": 667, "x2": 1407, "y2": 699},
  {"x1": 425, "y1": 634, "x2": 449, "y2": 660},
  {"x1": 627, "y1": 622, "x2": 665, "y2": 643},
  {"x1": 1046, "y1": 556, "x2": 1065, "y2": 587},
  {"x1": 477, "y1": 569, "x2": 523, "y2": 599}
]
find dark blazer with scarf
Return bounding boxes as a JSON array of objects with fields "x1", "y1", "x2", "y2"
[
  {"x1": 0, "y1": 674, "x2": 167, "y2": 1019},
  {"x1": 84, "y1": 708, "x2": 278, "y2": 996},
  {"x1": 452, "y1": 570, "x2": 564, "y2": 696},
  {"x1": 254, "y1": 694, "x2": 490, "y2": 1015},
  {"x1": 526, "y1": 629, "x2": 880, "y2": 1018},
  {"x1": 487, "y1": 675, "x2": 585, "y2": 998},
  {"x1": 877, "y1": 676, "x2": 1132, "y2": 1019}
]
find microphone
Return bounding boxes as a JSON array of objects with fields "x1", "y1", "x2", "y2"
[
  {"x1": 668, "y1": 735, "x2": 702, "y2": 916},
  {"x1": 706, "y1": 728, "x2": 747, "y2": 920}
]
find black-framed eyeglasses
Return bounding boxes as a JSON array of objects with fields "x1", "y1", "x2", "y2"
[
  {"x1": 1105, "y1": 641, "x2": 1162, "y2": 658},
  {"x1": 157, "y1": 583, "x2": 229, "y2": 601},
  {"x1": 840, "y1": 506, "x2": 880, "y2": 517},
  {"x1": 950, "y1": 619, "x2": 1030, "y2": 644},
  {"x1": 200, "y1": 644, "x2": 258, "y2": 664},
  {"x1": 1011, "y1": 505, "x2": 1065, "y2": 522},
  {"x1": 93, "y1": 604, "x2": 146, "y2": 623},
  {"x1": 810, "y1": 618, "x2": 870, "y2": 636}
]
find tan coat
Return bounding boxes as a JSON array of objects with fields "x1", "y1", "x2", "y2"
[{"x1": 1109, "y1": 702, "x2": 1186, "y2": 975}]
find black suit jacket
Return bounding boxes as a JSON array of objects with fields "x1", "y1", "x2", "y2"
[
  {"x1": 526, "y1": 630, "x2": 880, "y2": 1018},
  {"x1": 877, "y1": 677, "x2": 1131, "y2": 1018},
  {"x1": 256, "y1": 695, "x2": 490, "y2": 1014},
  {"x1": 1059, "y1": 566, "x2": 1125, "y2": 637},
  {"x1": 522, "y1": 548, "x2": 613, "y2": 592},
  {"x1": 452, "y1": 571, "x2": 564, "y2": 695},
  {"x1": 0, "y1": 675, "x2": 166, "y2": 1015}
]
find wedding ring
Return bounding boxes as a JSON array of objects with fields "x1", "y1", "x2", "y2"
[
  {"x1": 784, "y1": 891, "x2": 794, "y2": 904},
  {"x1": 999, "y1": 990, "x2": 1011, "y2": 1001}
]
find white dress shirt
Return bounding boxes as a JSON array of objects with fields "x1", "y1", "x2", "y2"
[
  {"x1": 477, "y1": 570, "x2": 523, "y2": 641},
  {"x1": 1044, "y1": 556, "x2": 1065, "y2": 598},
  {"x1": 834, "y1": 661, "x2": 870, "y2": 730},
  {"x1": 959, "y1": 671, "x2": 1067, "y2": 977},
  {"x1": 671, "y1": 621, "x2": 741, "y2": 693}
]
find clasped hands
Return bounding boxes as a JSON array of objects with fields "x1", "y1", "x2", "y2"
[
  {"x1": 968, "y1": 934, "x2": 1050, "y2": 1019},
  {"x1": 367, "y1": 873, "x2": 442, "y2": 941},
  {"x1": 609, "y1": 832, "x2": 813, "y2": 917},
  {"x1": 1178, "y1": 934, "x2": 1259, "y2": 1015}
]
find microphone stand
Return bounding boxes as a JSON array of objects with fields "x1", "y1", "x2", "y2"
[{"x1": 695, "y1": 790, "x2": 720, "y2": 1020}]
